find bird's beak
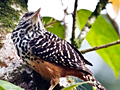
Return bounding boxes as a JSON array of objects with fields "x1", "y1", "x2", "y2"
[{"x1": 32, "y1": 8, "x2": 41, "y2": 22}]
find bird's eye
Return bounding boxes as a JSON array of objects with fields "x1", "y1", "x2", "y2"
[
  {"x1": 24, "y1": 13, "x2": 28, "y2": 17},
  {"x1": 24, "y1": 12, "x2": 34, "y2": 18}
]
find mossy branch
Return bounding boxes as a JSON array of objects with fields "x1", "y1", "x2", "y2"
[{"x1": 76, "y1": 0, "x2": 109, "y2": 48}]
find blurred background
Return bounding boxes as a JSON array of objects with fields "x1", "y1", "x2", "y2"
[
  {"x1": 28, "y1": 0, "x2": 120, "y2": 90},
  {"x1": 0, "y1": 0, "x2": 119, "y2": 90}
]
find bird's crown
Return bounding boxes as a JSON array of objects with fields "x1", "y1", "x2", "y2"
[{"x1": 19, "y1": 8, "x2": 42, "y2": 24}]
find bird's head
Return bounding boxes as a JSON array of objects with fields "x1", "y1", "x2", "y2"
[
  {"x1": 12, "y1": 8, "x2": 45, "y2": 41},
  {"x1": 18, "y1": 8, "x2": 44, "y2": 31},
  {"x1": 22, "y1": 8, "x2": 41, "y2": 22}
]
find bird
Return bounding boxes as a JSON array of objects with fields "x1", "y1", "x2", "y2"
[{"x1": 11, "y1": 8, "x2": 106, "y2": 90}]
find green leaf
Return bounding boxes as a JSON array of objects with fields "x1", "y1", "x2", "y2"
[
  {"x1": 0, "y1": 86, "x2": 5, "y2": 90},
  {"x1": 43, "y1": 17, "x2": 65, "y2": 39},
  {"x1": 62, "y1": 81, "x2": 94, "y2": 90},
  {"x1": 77, "y1": 9, "x2": 120, "y2": 78},
  {"x1": 0, "y1": 80, "x2": 23, "y2": 90},
  {"x1": 93, "y1": 86, "x2": 97, "y2": 90},
  {"x1": 76, "y1": 9, "x2": 92, "y2": 30}
]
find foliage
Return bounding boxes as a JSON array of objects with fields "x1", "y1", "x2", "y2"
[
  {"x1": 0, "y1": 80, "x2": 23, "y2": 90},
  {"x1": 62, "y1": 81, "x2": 95, "y2": 90},
  {"x1": 76, "y1": 9, "x2": 120, "y2": 78},
  {"x1": 0, "y1": 0, "x2": 120, "y2": 90},
  {"x1": 43, "y1": 17, "x2": 65, "y2": 39},
  {"x1": 0, "y1": 86, "x2": 5, "y2": 90}
]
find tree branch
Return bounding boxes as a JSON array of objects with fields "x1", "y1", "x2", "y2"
[
  {"x1": 44, "y1": 19, "x2": 57, "y2": 28},
  {"x1": 80, "y1": 40, "x2": 120, "y2": 54},
  {"x1": 77, "y1": 0, "x2": 109, "y2": 48},
  {"x1": 71, "y1": 0, "x2": 78, "y2": 45},
  {"x1": 63, "y1": 8, "x2": 68, "y2": 40}
]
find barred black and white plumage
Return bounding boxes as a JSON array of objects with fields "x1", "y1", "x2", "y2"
[{"x1": 11, "y1": 8, "x2": 106, "y2": 90}]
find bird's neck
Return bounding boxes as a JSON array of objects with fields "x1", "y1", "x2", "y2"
[{"x1": 30, "y1": 21, "x2": 46, "y2": 36}]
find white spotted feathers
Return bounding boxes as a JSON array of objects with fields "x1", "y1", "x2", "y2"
[
  {"x1": 11, "y1": 8, "x2": 106, "y2": 90},
  {"x1": 29, "y1": 33, "x2": 92, "y2": 74}
]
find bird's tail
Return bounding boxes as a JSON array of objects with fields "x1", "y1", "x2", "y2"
[{"x1": 81, "y1": 73, "x2": 106, "y2": 90}]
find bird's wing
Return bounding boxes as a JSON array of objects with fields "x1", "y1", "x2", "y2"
[
  {"x1": 29, "y1": 33, "x2": 92, "y2": 74},
  {"x1": 66, "y1": 42, "x2": 93, "y2": 66}
]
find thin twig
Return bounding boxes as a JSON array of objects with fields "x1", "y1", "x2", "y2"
[
  {"x1": 60, "y1": 0, "x2": 69, "y2": 40},
  {"x1": 60, "y1": 0, "x2": 64, "y2": 6},
  {"x1": 44, "y1": 20, "x2": 56, "y2": 28},
  {"x1": 71, "y1": 0, "x2": 78, "y2": 45},
  {"x1": 63, "y1": 8, "x2": 68, "y2": 40},
  {"x1": 80, "y1": 40, "x2": 120, "y2": 54}
]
